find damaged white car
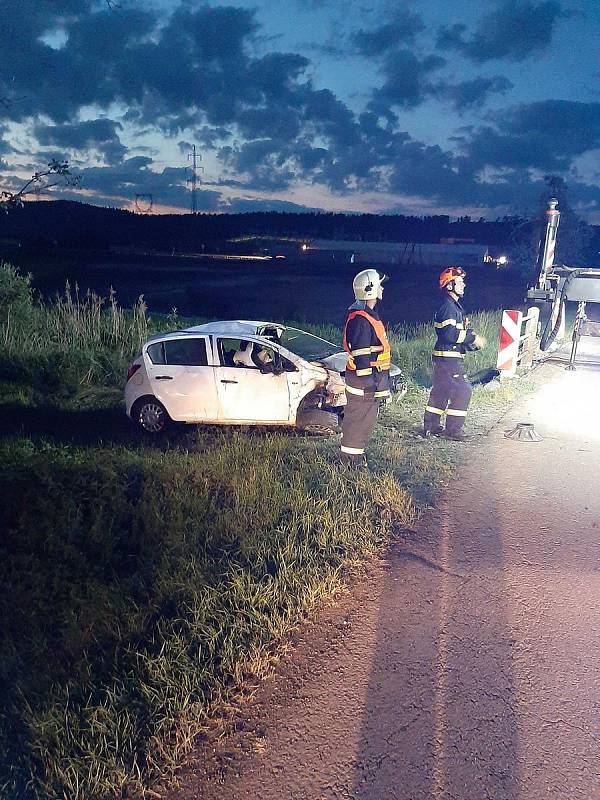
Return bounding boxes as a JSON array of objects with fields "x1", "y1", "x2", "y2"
[{"x1": 125, "y1": 320, "x2": 407, "y2": 435}]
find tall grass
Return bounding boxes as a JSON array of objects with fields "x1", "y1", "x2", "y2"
[
  {"x1": 0, "y1": 263, "x2": 148, "y2": 391},
  {"x1": 32, "y1": 282, "x2": 148, "y2": 355},
  {"x1": 0, "y1": 265, "x2": 148, "y2": 355}
]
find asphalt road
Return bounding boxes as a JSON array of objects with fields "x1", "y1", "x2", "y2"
[{"x1": 167, "y1": 343, "x2": 600, "y2": 800}]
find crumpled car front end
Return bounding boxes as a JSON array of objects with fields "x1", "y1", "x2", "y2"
[
  {"x1": 321, "y1": 368, "x2": 347, "y2": 409},
  {"x1": 317, "y1": 352, "x2": 407, "y2": 399}
]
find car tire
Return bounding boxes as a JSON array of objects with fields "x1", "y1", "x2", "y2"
[
  {"x1": 132, "y1": 396, "x2": 171, "y2": 434},
  {"x1": 296, "y1": 409, "x2": 340, "y2": 436}
]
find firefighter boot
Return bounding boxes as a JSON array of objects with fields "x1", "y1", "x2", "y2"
[
  {"x1": 439, "y1": 430, "x2": 472, "y2": 442},
  {"x1": 340, "y1": 452, "x2": 368, "y2": 468}
]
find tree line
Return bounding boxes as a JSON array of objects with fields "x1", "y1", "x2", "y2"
[{"x1": 0, "y1": 199, "x2": 520, "y2": 251}]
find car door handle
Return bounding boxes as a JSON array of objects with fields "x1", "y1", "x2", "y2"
[
  {"x1": 220, "y1": 379, "x2": 238, "y2": 384},
  {"x1": 155, "y1": 375, "x2": 173, "y2": 380}
]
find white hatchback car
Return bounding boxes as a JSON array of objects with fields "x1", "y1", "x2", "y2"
[{"x1": 125, "y1": 320, "x2": 406, "y2": 435}]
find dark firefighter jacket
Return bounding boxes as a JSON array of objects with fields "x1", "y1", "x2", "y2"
[
  {"x1": 343, "y1": 302, "x2": 391, "y2": 397},
  {"x1": 433, "y1": 294, "x2": 477, "y2": 358}
]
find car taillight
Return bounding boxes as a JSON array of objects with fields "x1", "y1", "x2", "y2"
[{"x1": 127, "y1": 363, "x2": 141, "y2": 382}]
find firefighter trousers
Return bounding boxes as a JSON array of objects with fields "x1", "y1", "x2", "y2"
[
  {"x1": 341, "y1": 391, "x2": 380, "y2": 460},
  {"x1": 424, "y1": 358, "x2": 472, "y2": 435}
]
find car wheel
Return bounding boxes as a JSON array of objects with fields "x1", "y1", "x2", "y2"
[
  {"x1": 133, "y1": 397, "x2": 170, "y2": 434},
  {"x1": 296, "y1": 409, "x2": 340, "y2": 436}
]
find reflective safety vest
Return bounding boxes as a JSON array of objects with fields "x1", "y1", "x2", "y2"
[{"x1": 343, "y1": 309, "x2": 391, "y2": 375}]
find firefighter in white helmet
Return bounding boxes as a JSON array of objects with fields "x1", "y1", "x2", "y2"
[{"x1": 340, "y1": 269, "x2": 391, "y2": 465}]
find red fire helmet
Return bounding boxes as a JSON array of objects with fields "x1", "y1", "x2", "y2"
[{"x1": 439, "y1": 266, "x2": 466, "y2": 290}]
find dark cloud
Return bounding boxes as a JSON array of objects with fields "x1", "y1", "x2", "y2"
[
  {"x1": 387, "y1": 141, "x2": 471, "y2": 202},
  {"x1": 247, "y1": 52, "x2": 309, "y2": 98},
  {"x1": 508, "y1": 100, "x2": 600, "y2": 152},
  {"x1": 219, "y1": 140, "x2": 296, "y2": 191},
  {"x1": 0, "y1": 0, "x2": 333, "y2": 198},
  {"x1": 212, "y1": 85, "x2": 366, "y2": 192},
  {"x1": 387, "y1": 147, "x2": 549, "y2": 212},
  {"x1": 376, "y1": 100, "x2": 599, "y2": 213},
  {"x1": 235, "y1": 106, "x2": 302, "y2": 142},
  {"x1": 192, "y1": 126, "x2": 232, "y2": 150},
  {"x1": 302, "y1": 88, "x2": 359, "y2": 148},
  {"x1": 0, "y1": 4, "x2": 261, "y2": 126},
  {"x1": 437, "y1": 0, "x2": 568, "y2": 63},
  {"x1": 0, "y1": 126, "x2": 14, "y2": 155},
  {"x1": 433, "y1": 76, "x2": 514, "y2": 111},
  {"x1": 293, "y1": 145, "x2": 329, "y2": 171},
  {"x1": 70, "y1": 157, "x2": 220, "y2": 211},
  {"x1": 0, "y1": 1, "x2": 596, "y2": 219},
  {"x1": 352, "y1": 10, "x2": 425, "y2": 56},
  {"x1": 363, "y1": 99, "x2": 600, "y2": 213},
  {"x1": 33, "y1": 119, "x2": 127, "y2": 164},
  {"x1": 0, "y1": 3, "x2": 156, "y2": 123},
  {"x1": 0, "y1": 2, "x2": 445, "y2": 201},
  {"x1": 462, "y1": 100, "x2": 600, "y2": 171},
  {"x1": 191, "y1": 91, "x2": 600, "y2": 216},
  {"x1": 111, "y1": 5, "x2": 262, "y2": 129},
  {"x1": 368, "y1": 49, "x2": 446, "y2": 112}
]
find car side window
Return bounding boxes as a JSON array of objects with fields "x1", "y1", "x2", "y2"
[
  {"x1": 147, "y1": 342, "x2": 166, "y2": 365},
  {"x1": 218, "y1": 338, "x2": 255, "y2": 368},
  {"x1": 164, "y1": 338, "x2": 208, "y2": 366},
  {"x1": 218, "y1": 338, "x2": 294, "y2": 372}
]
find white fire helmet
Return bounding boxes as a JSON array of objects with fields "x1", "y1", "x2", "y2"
[{"x1": 352, "y1": 269, "x2": 388, "y2": 301}]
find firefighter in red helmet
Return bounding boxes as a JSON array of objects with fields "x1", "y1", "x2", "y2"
[
  {"x1": 423, "y1": 267, "x2": 486, "y2": 440},
  {"x1": 340, "y1": 269, "x2": 391, "y2": 465}
]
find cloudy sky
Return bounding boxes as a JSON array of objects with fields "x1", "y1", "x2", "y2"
[{"x1": 1, "y1": 0, "x2": 599, "y2": 219}]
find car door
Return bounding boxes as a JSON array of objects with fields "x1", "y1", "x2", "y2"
[
  {"x1": 144, "y1": 335, "x2": 219, "y2": 421},
  {"x1": 214, "y1": 336, "x2": 292, "y2": 423}
]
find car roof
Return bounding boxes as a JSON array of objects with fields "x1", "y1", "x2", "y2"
[
  {"x1": 143, "y1": 320, "x2": 286, "y2": 345},
  {"x1": 184, "y1": 320, "x2": 285, "y2": 336}
]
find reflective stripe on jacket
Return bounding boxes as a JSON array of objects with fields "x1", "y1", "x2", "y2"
[
  {"x1": 343, "y1": 305, "x2": 391, "y2": 396},
  {"x1": 432, "y1": 295, "x2": 476, "y2": 359}
]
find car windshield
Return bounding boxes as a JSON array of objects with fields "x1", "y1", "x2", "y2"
[{"x1": 279, "y1": 328, "x2": 341, "y2": 361}]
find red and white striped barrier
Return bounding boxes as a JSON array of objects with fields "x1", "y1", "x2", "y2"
[
  {"x1": 497, "y1": 310, "x2": 521, "y2": 377},
  {"x1": 496, "y1": 307, "x2": 540, "y2": 378}
]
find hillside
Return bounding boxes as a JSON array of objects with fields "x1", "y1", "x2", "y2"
[{"x1": 0, "y1": 200, "x2": 518, "y2": 253}]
